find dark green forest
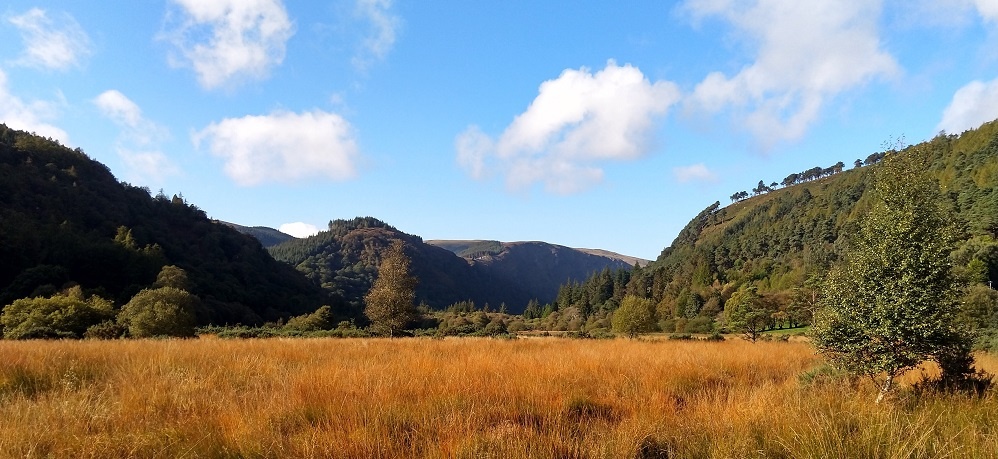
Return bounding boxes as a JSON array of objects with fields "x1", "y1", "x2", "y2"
[
  {"x1": 542, "y1": 121, "x2": 998, "y2": 339},
  {"x1": 0, "y1": 125, "x2": 322, "y2": 328}
]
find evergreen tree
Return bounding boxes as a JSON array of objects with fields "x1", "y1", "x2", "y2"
[
  {"x1": 364, "y1": 240, "x2": 418, "y2": 337},
  {"x1": 811, "y1": 153, "x2": 975, "y2": 403}
]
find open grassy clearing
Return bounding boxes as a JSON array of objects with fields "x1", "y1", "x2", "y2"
[{"x1": 1, "y1": 338, "x2": 996, "y2": 458}]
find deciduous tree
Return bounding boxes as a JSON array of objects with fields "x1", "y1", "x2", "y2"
[
  {"x1": 364, "y1": 239, "x2": 418, "y2": 337},
  {"x1": 810, "y1": 153, "x2": 975, "y2": 403},
  {"x1": 611, "y1": 295, "x2": 655, "y2": 338}
]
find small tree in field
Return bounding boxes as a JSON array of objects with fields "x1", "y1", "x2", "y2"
[
  {"x1": 612, "y1": 295, "x2": 655, "y2": 338},
  {"x1": 364, "y1": 239, "x2": 418, "y2": 337},
  {"x1": 724, "y1": 285, "x2": 771, "y2": 342},
  {"x1": 811, "y1": 153, "x2": 975, "y2": 403},
  {"x1": 118, "y1": 287, "x2": 199, "y2": 338}
]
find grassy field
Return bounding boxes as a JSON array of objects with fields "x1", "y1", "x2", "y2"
[{"x1": 1, "y1": 337, "x2": 996, "y2": 458}]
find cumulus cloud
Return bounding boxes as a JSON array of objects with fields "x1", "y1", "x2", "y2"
[
  {"x1": 162, "y1": 0, "x2": 294, "y2": 89},
  {"x1": 94, "y1": 90, "x2": 178, "y2": 183},
  {"x1": 971, "y1": 0, "x2": 998, "y2": 23},
  {"x1": 455, "y1": 61, "x2": 680, "y2": 194},
  {"x1": 352, "y1": 0, "x2": 400, "y2": 70},
  {"x1": 279, "y1": 222, "x2": 320, "y2": 238},
  {"x1": 7, "y1": 8, "x2": 91, "y2": 71},
  {"x1": 683, "y1": 0, "x2": 898, "y2": 146},
  {"x1": 937, "y1": 78, "x2": 998, "y2": 134},
  {"x1": 673, "y1": 163, "x2": 718, "y2": 183},
  {"x1": 0, "y1": 69, "x2": 68, "y2": 142},
  {"x1": 193, "y1": 110, "x2": 359, "y2": 186}
]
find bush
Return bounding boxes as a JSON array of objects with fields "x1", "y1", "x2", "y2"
[
  {"x1": 84, "y1": 320, "x2": 127, "y2": 339},
  {"x1": 685, "y1": 316, "x2": 715, "y2": 334},
  {"x1": 118, "y1": 287, "x2": 199, "y2": 338},
  {"x1": 283, "y1": 305, "x2": 333, "y2": 332},
  {"x1": 1, "y1": 290, "x2": 114, "y2": 339}
]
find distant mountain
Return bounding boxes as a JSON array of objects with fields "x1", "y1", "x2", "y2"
[
  {"x1": 223, "y1": 222, "x2": 294, "y2": 247},
  {"x1": 269, "y1": 221, "x2": 636, "y2": 314},
  {"x1": 426, "y1": 240, "x2": 648, "y2": 267},
  {"x1": 0, "y1": 125, "x2": 323, "y2": 324}
]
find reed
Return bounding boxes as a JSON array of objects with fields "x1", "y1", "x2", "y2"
[{"x1": 0, "y1": 338, "x2": 994, "y2": 458}]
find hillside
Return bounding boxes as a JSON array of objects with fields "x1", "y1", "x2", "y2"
[
  {"x1": 0, "y1": 125, "x2": 323, "y2": 324},
  {"x1": 269, "y1": 221, "x2": 635, "y2": 314},
  {"x1": 427, "y1": 239, "x2": 648, "y2": 267},
  {"x1": 223, "y1": 222, "x2": 294, "y2": 247},
  {"x1": 557, "y1": 119, "x2": 998, "y2": 333}
]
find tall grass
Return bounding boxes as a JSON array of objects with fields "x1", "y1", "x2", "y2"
[{"x1": 0, "y1": 338, "x2": 995, "y2": 458}]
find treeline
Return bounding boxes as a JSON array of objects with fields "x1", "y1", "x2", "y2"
[{"x1": 730, "y1": 152, "x2": 886, "y2": 202}]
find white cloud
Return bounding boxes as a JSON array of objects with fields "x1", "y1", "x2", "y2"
[
  {"x1": 0, "y1": 69, "x2": 68, "y2": 142},
  {"x1": 673, "y1": 163, "x2": 717, "y2": 183},
  {"x1": 94, "y1": 90, "x2": 178, "y2": 183},
  {"x1": 683, "y1": 0, "x2": 898, "y2": 146},
  {"x1": 94, "y1": 90, "x2": 143, "y2": 128},
  {"x1": 455, "y1": 61, "x2": 680, "y2": 194},
  {"x1": 937, "y1": 78, "x2": 998, "y2": 134},
  {"x1": 7, "y1": 8, "x2": 91, "y2": 71},
  {"x1": 352, "y1": 0, "x2": 400, "y2": 70},
  {"x1": 193, "y1": 110, "x2": 359, "y2": 186},
  {"x1": 162, "y1": 0, "x2": 294, "y2": 89},
  {"x1": 972, "y1": 0, "x2": 998, "y2": 23},
  {"x1": 279, "y1": 222, "x2": 320, "y2": 238}
]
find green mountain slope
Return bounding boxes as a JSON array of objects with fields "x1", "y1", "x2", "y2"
[
  {"x1": 553, "y1": 119, "x2": 998, "y2": 333},
  {"x1": 0, "y1": 125, "x2": 322, "y2": 324}
]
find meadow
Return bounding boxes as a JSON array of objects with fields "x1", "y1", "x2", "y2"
[{"x1": 1, "y1": 337, "x2": 996, "y2": 458}]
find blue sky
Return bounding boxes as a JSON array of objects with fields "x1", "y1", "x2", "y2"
[{"x1": 2, "y1": 1, "x2": 998, "y2": 260}]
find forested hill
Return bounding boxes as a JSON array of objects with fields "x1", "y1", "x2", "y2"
[
  {"x1": 0, "y1": 125, "x2": 323, "y2": 324},
  {"x1": 609, "y1": 119, "x2": 998, "y2": 330},
  {"x1": 268, "y1": 220, "x2": 636, "y2": 315}
]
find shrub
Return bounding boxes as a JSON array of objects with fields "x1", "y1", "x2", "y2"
[
  {"x1": 1, "y1": 290, "x2": 113, "y2": 339},
  {"x1": 118, "y1": 287, "x2": 199, "y2": 338}
]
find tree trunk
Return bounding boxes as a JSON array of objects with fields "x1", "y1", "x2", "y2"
[{"x1": 875, "y1": 374, "x2": 894, "y2": 404}]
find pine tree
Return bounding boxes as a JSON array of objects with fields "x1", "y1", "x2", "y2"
[
  {"x1": 364, "y1": 239, "x2": 418, "y2": 337},
  {"x1": 810, "y1": 152, "x2": 974, "y2": 403}
]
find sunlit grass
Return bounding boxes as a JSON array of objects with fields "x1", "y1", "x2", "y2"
[{"x1": 0, "y1": 338, "x2": 995, "y2": 458}]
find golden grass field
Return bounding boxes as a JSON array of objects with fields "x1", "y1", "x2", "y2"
[{"x1": 1, "y1": 337, "x2": 996, "y2": 458}]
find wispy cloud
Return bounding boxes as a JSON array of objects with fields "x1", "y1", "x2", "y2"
[
  {"x1": 456, "y1": 61, "x2": 680, "y2": 194},
  {"x1": 0, "y1": 69, "x2": 68, "y2": 142},
  {"x1": 352, "y1": 0, "x2": 400, "y2": 70},
  {"x1": 162, "y1": 0, "x2": 294, "y2": 90},
  {"x1": 673, "y1": 163, "x2": 717, "y2": 183},
  {"x1": 193, "y1": 110, "x2": 359, "y2": 186},
  {"x1": 682, "y1": 0, "x2": 898, "y2": 147},
  {"x1": 279, "y1": 222, "x2": 320, "y2": 238},
  {"x1": 94, "y1": 90, "x2": 178, "y2": 184},
  {"x1": 6, "y1": 8, "x2": 92, "y2": 71}
]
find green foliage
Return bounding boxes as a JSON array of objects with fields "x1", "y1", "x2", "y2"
[
  {"x1": 118, "y1": 287, "x2": 199, "y2": 338},
  {"x1": 153, "y1": 265, "x2": 189, "y2": 290},
  {"x1": 0, "y1": 125, "x2": 322, "y2": 324},
  {"x1": 1, "y1": 288, "x2": 114, "y2": 339},
  {"x1": 724, "y1": 285, "x2": 772, "y2": 342},
  {"x1": 283, "y1": 305, "x2": 333, "y2": 332},
  {"x1": 810, "y1": 154, "x2": 974, "y2": 401},
  {"x1": 611, "y1": 295, "x2": 655, "y2": 338},
  {"x1": 364, "y1": 240, "x2": 418, "y2": 337}
]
